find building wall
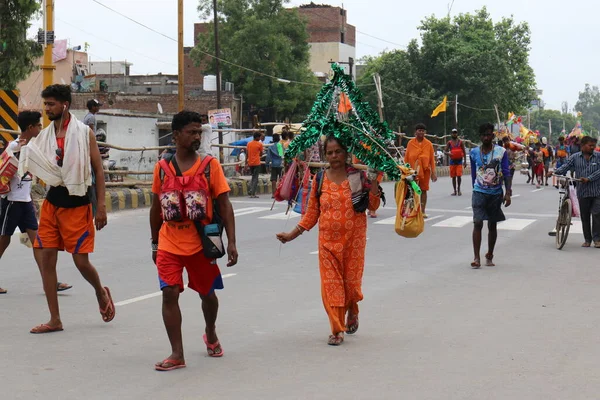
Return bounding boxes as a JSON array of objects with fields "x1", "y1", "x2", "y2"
[
  {"x1": 297, "y1": 6, "x2": 356, "y2": 46},
  {"x1": 71, "y1": 111, "x2": 160, "y2": 177},
  {"x1": 89, "y1": 61, "x2": 131, "y2": 75},
  {"x1": 308, "y1": 42, "x2": 356, "y2": 77},
  {"x1": 18, "y1": 50, "x2": 89, "y2": 111}
]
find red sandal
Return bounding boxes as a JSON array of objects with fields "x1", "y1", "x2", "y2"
[{"x1": 203, "y1": 334, "x2": 224, "y2": 357}]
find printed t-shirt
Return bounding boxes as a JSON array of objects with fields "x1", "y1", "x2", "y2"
[
  {"x1": 152, "y1": 156, "x2": 230, "y2": 256},
  {"x1": 247, "y1": 140, "x2": 263, "y2": 167},
  {"x1": 6, "y1": 140, "x2": 33, "y2": 202},
  {"x1": 470, "y1": 145, "x2": 510, "y2": 195}
]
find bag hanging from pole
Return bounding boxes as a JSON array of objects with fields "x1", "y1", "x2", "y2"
[
  {"x1": 274, "y1": 160, "x2": 299, "y2": 202},
  {"x1": 395, "y1": 165, "x2": 424, "y2": 238}
]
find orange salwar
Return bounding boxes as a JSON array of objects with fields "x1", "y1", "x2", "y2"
[{"x1": 299, "y1": 174, "x2": 380, "y2": 335}]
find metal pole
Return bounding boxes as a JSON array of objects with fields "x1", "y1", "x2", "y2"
[
  {"x1": 454, "y1": 94, "x2": 458, "y2": 128},
  {"x1": 213, "y1": 0, "x2": 223, "y2": 162},
  {"x1": 177, "y1": 0, "x2": 184, "y2": 111},
  {"x1": 41, "y1": 0, "x2": 55, "y2": 127}
]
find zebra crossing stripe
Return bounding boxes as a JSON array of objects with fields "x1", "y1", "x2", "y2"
[
  {"x1": 432, "y1": 216, "x2": 472, "y2": 228},
  {"x1": 234, "y1": 207, "x2": 270, "y2": 216},
  {"x1": 259, "y1": 212, "x2": 300, "y2": 220},
  {"x1": 497, "y1": 219, "x2": 536, "y2": 231}
]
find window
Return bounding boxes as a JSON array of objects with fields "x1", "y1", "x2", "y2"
[
  {"x1": 146, "y1": 87, "x2": 152, "y2": 93},
  {"x1": 341, "y1": 32, "x2": 345, "y2": 44}
]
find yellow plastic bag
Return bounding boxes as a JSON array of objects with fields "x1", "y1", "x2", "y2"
[{"x1": 394, "y1": 165, "x2": 424, "y2": 238}]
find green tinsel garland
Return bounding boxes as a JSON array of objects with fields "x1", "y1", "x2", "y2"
[{"x1": 285, "y1": 63, "x2": 400, "y2": 180}]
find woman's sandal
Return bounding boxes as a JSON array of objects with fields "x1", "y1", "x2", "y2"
[
  {"x1": 485, "y1": 253, "x2": 495, "y2": 267},
  {"x1": 328, "y1": 333, "x2": 344, "y2": 346},
  {"x1": 346, "y1": 317, "x2": 359, "y2": 335}
]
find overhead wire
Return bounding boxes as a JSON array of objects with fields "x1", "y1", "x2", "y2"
[{"x1": 90, "y1": 0, "x2": 322, "y2": 86}]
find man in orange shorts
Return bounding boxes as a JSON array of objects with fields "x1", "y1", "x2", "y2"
[
  {"x1": 445, "y1": 128, "x2": 467, "y2": 196},
  {"x1": 404, "y1": 123, "x2": 438, "y2": 217},
  {"x1": 19, "y1": 84, "x2": 114, "y2": 333},
  {"x1": 150, "y1": 111, "x2": 238, "y2": 371}
]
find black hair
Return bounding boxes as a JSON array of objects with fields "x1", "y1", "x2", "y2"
[
  {"x1": 479, "y1": 123, "x2": 495, "y2": 135},
  {"x1": 281, "y1": 131, "x2": 288, "y2": 140},
  {"x1": 273, "y1": 133, "x2": 281, "y2": 143},
  {"x1": 17, "y1": 111, "x2": 42, "y2": 132},
  {"x1": 558, "y1": 136, "x2": 565, "y2": 141},
  {"x1": 253, "y1": 132, "x2": 262, "y2": 140},
  {"x1": 86, "y1": 99, "x2": 98, "y2": 111},
  {"x1": 415, "y1": 123, "x2": 427, "y2": 131},
  {"x1": 581, "y1": 136, "x2": 598, "y2": 146},
  {"x1": 501, "y1": 136, "x2": 510, "y2": 142},
  {"x1": 41, "y1": 84, "x2": 72, "y2": 104},
  {"x1": 323, "y1": 135, "x2": 347, "y2": 154},
  {"x1": 172, "y1": 110, "x2": 202, "y2": 132}
]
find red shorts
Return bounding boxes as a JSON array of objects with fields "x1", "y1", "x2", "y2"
[
  {"x1": 450, "y1": 164, "x2": 463, "y2": 178},
  {"x1": 34, "y1": 201, "x2": 95, "y2": 254},
  {"x1": 156, "y1": 250, "x2": 224, "y2": 295}
]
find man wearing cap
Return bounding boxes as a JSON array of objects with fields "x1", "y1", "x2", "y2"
[
  {"x1": 445, "y1": 128, "x2": 467, "y2": 196},
  {"x1": 83, "y1": 99, "x2": 102, "y2": 133}
]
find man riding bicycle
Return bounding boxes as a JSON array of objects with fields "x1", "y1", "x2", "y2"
[{"x1": 551, "y1": 136, "x2": 600, "y2": 248}]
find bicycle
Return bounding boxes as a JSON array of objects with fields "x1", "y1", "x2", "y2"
[{"x1": 553, "y1": 175, "x2": 580, "y2": 250}]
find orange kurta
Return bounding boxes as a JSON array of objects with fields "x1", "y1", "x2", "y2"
[
  {"x1": 299, "y1": 173, "x2": 380, "y2": 335},
  {"x1": 405, "y1": 138, "x2": 435, "y2": 191}
]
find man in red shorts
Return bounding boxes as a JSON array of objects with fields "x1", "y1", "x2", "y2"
[
  {"x1": 150, "y1": 111, "x2": 238, "y2": 371},
  {"x1": 19, "y1": 84, "x2": 114, "y2": 333},
  {"x1": 445, "y1": 128, "x2": 467, "y2": 196}
]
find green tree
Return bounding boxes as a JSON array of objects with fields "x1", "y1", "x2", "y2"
[
  {"x1": 357, "y1": 8, "x2": 537, "y2": 141},
  {"x1": 528, "y1": 109, "x2": 593, "y2": 142},
  {"x1": 0, "y1": 0, "x2": 42, "y2": 90},
  {"x1": 192, "y1": 0, "x2": 319, "y2": 121},
  {"x1": 574, "y1": 84, "x2": 600, "y2": 132}
]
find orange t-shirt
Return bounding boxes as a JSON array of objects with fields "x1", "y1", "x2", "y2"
[
  {"x1": 152, "y1": 156, "x2": 231, "y2": 256},
  {"x1": 247, "y1": 140, "x2": 263, "y2": 167}
]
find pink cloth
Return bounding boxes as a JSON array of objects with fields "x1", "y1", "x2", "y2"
[{"x1": 52, "y1": 39, "x2": 68, "y2": 63}]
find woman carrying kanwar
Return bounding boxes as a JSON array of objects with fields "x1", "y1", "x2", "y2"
[{"x1": 276, "y1": 136, "x2": 381, "y2": 346}]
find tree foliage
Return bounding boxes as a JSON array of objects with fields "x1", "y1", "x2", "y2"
[
  {"x1": 192, "y1": 0, "x2": 319, "y2": 121},
  {"x1": 0, "y1": 0, "x2": 42, "y2": 90},
  {"x1": 528, "y1": 109, "x2": 593, "y2": 142},
  {"x1": 357, "y1": 8, "x2": 537, "y2": 141},
  {"x1": 574, "y1": 84, "x2": 600, "y2": 131}
]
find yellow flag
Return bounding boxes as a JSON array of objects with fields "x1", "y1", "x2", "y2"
[{"x1": 431, "y1": 96, "x2": 447, "y2": 118}]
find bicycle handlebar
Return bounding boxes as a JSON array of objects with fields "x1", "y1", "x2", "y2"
[{"x1": 554, "y1": 175, "x2": 582, "y2": 182}]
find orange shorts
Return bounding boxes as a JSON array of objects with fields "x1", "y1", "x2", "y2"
[
  {"x1": 34, "y1": 201, "x2": 95, "y2": 254},
  {"x1": 418, "y1": 169, "x2": 431, "y2": 191},
  {"x1": 157, "y1": 250, "x2": 224, "y2": 295},
  {"x1": 450, "y1": 164, "x2": 463, "y2": 178}
]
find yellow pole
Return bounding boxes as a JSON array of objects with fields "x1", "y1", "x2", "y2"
[
  {"x1": 177, "y1": 0, "x2": 184, "y2": 111},
  {"x1": 40, "y1": 0, "x2": 55, "y2": 126}
]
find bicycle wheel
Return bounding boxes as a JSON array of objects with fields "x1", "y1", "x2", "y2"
[{"x1": 556, "y1": 199, "x2": 572, "y2": 250}]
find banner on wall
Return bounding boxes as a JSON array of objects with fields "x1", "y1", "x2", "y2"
[{"x1": 208, "y1": 108, "x2": 232, "y2": 128}]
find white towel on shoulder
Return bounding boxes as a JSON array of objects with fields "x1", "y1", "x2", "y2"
[{"x1": 19, "y1": 113, "x2": 92, "y2": 196}]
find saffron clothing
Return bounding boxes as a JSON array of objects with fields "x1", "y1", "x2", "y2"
[
  {"x1": 151, "y1": 156, "x2": 230, "y2": 256},
  {"x1": 405, "y1": 138, "x2": 435, "y2": 191},
  {"x1": 156, "y1": 250, "x2": 224, "y2": 294},
  {"x1": 449, "y1": 164, "x2": 463, "y2": 178},
  {"x1": 298, "y1": 173, "x2": 380, "y2": 335},
  {"x1": 247, "y1": 140, "x2": 263, "y2": 167},
  {"x1": 34, "y1": 202, "x2": 95, "y2": 254}
]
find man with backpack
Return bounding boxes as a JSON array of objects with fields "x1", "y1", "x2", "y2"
[
  {"x1": 150, "y1": 111, "x2": 238, "y2": 371},
  {"x1": 445, "y1": 128, "x2": 467, "y2": 196}
]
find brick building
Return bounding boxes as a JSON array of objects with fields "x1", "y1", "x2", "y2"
[{"x1": 296, "y1": 3, "x2": 356, "y2": 78}]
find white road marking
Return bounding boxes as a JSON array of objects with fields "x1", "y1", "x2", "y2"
[
  {"x1": 115, "y1": 274, "x2": 237, "y2": 307},
  {"x1": 433, "y1": 216, "x2": 472, "y2": 228},
  {"x1": 569, "y1": 221, "x2": 583, "y2": 234},
  {"x1": 531, "y1": 188, "x2": 544, "y2": 193},
  {"x1": 260, "y1": 212, "x2": 300, "y2": 220},
  {"x1": 310, "y1": 251, "x2": 319, "y2": 255},
  {"x1": 465, "y1": 206, "x2": 472, "y2": 210},
  {"x1": 424, "y1": 215, "x2": 444, "y2": 223},
  {"x1": 497, "y1": 218, "x2": 536, "y2": 231},
  {"x1": 426, "y1": 208, "x2": 555, "y2": 218},
  {"x1": 374, "y1": 216, "x2": 395, "y2": 225},
  {"x1": 511, "y1": 194, "x2": 521, "y2": 198},
  {"x1": 234, "y1": 207, "x2": 270, "y2": 217}
]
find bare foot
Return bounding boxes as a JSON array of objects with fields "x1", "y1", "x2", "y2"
[
  {"x1": 485, "y1": 253, "x2": 495, "y2": 267},
  {"x1": 471, "y1": 259, "x2": 481, "y2": 269}
]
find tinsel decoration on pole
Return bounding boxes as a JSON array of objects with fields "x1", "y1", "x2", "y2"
[{"x1": 285, "y1": 63, "x2": 400, "y2": 180}]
